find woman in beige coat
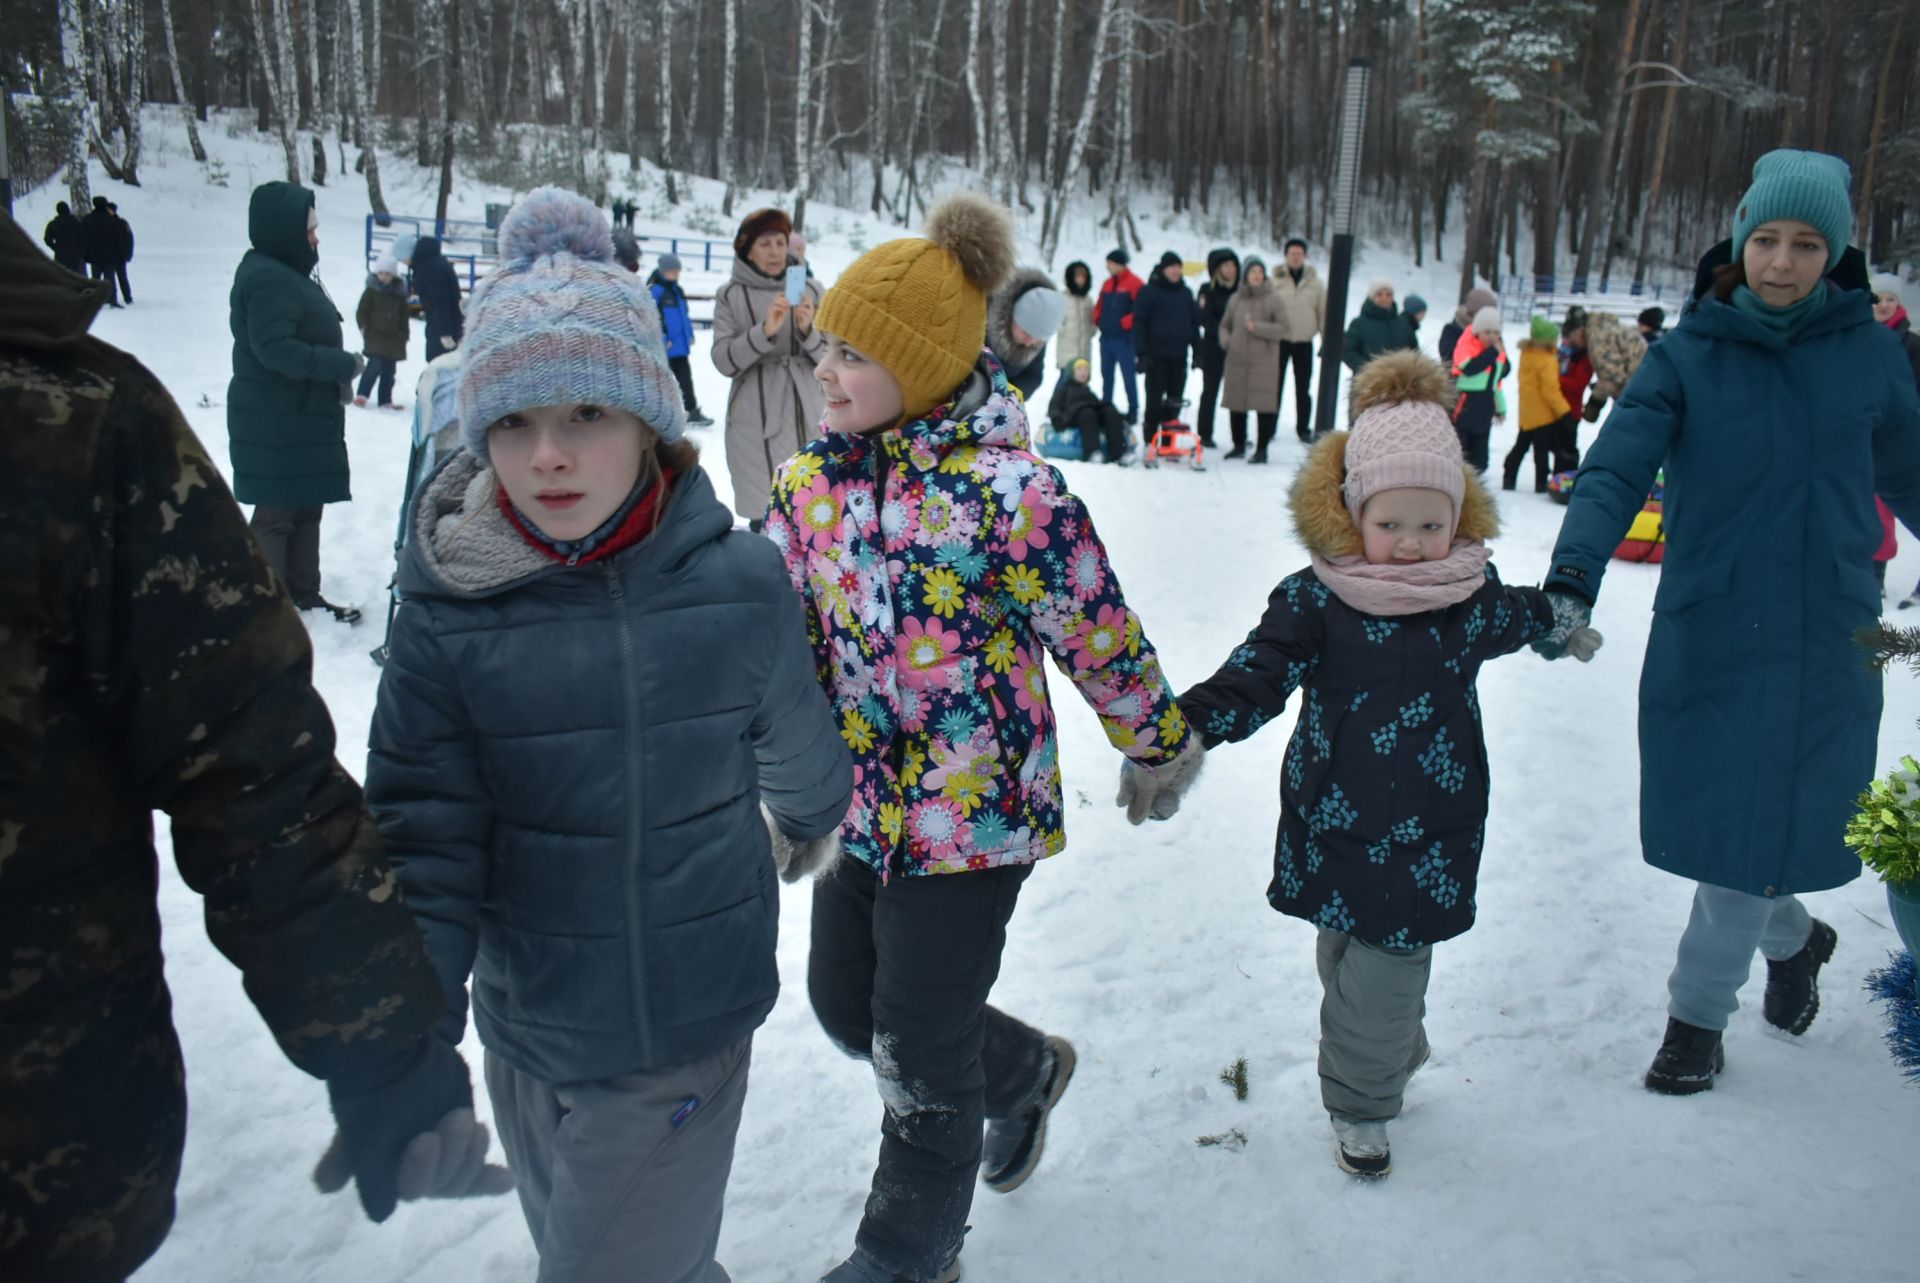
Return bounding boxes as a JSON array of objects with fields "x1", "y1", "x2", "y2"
[
  {"x1": 712, "y1": 208, "x2": 827, "y2": 523},
  {"x1": 1218, "y1": 257, "x2": 1290, "y2": 462}
]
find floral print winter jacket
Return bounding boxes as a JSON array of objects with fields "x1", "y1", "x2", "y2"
[{"x1": 764, "y1": 355, "x2": 1191, "y2": 878}]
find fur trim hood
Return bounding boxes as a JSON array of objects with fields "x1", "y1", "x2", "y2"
[
  {"x1": 986, "y1": 266, "x2": 1056, "y2": 374},
  {"x1": 1289, "y1": 432, "x2": 1500, "y2": 559}
]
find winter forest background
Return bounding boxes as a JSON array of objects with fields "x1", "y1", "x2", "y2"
[{"x1": 6, "y1": 0, "x2": 1918, "y2": 298}]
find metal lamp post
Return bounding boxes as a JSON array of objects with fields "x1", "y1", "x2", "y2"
[{"x1": 1313, "y1": 58, "x2": 1371, "y2": 440}]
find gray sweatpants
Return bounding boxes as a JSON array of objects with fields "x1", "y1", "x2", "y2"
[
  {"x1": 485, "y1": 1038, "x2": 752, "y2": 1283},
  {"x1": 1666, "y1": 882, "x2": 1814, "y2": 1031},
  {"x1": 1316, "y1": 930, "x2": 1434, "y2": 1123}
]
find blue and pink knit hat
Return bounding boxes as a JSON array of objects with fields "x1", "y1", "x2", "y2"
[{"x1": 458, "y1": 186, "x2": 686, "y2": 460}]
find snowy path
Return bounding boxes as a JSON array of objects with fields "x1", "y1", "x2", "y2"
[{"x1": 18, "y1": 119, "x2": 1914, "y2": 1282}]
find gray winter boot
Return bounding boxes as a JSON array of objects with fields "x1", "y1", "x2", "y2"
[
  {"x1": 1331, "y1": 1116, "x2": 1392, "y2": 1178},
  {"x1": 820, "y1": 1248, "x2": 960, "y2": 1283},
  {"x1": 981, "y1": 1035, "x2": 1077, "y2": 1194}
]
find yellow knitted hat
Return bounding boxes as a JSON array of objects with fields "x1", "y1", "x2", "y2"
[{"x1": 815, "y1": 192, "x2": 1016, "y2": 421}]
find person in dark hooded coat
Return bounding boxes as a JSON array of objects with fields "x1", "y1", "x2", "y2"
[
  {"x1": 986, "y1": 267, "x2": 1065, "y2": 404},
  {"x1": 1132, "y1": 251, "x2": 1202, "y2": 441},
  {"x1": 42, "y1": 201, "x2": 86, "y2": 273},
  {"x1": 1194, "y1": 248, "x2": 1240, "y2": 448},
  {"x1": 408, "y1": 235, "x2": 465, "y2": 355},
  {"x1": 227, "y1": 181, "x2": 362, "y2": 623},
  {"x1": 83, "y1": 196, "x2": 123, "y2": 306}
]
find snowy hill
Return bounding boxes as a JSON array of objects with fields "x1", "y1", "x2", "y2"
[{"x1": 14, "y1": 111, "x2": 1918, "y2": 1282}]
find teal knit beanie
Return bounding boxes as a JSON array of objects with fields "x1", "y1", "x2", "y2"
[
  {"x1": 1733, "y1": 149, "x2": 1853, "y2": 272},
  {"x1": 1530, "y1": 315, "x2": 1560, "y2": 344},
  {"x1": 459, "y1": 186, "x2": 687, "y2": 461}
]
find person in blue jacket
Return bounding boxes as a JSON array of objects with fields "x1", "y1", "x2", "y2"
[
  {"x1": 366, "y1": 188, "x2": 852, "y2": 1281},
  {"x1": 648, "y1": 251, "x2": 714, "y2": 426},
  {"x1": 1540, "y1": 150, "x2": 1920, "y2": 1095},
  {"x1": 407, "y1": 234, "x2": 465, "y2": 356}
]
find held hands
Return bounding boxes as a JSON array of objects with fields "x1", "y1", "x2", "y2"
[
  {"x1": 762, "y1": 803, "x2": 841, "y2": 882},
  {"x1": 1115, "y1": 740, "x2": 1206, "y2": 824},
  {"x1": 1531, "y1": 591, "x2": 1604, "y2": 663},
  {"x1": 313, "y1": 1037, "x2": 513, "y2": 1223},
  {"x1": 763, "y1": 297, "x2": 792, "y2": 338}
]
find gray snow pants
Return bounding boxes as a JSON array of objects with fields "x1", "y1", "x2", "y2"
[
  {"x1": 484, "y1": 1038, "x2": 752, "y2": 1283},
  {"x1": 1666, "y1": 882, "x2": 1814, "y2": 1031},
  {"x1": 1315, "y1": 930, "x2": 1434, "y2": 1123},
  {"x1": 248, "y1": 504, "x2": 323, "y2": 603}
]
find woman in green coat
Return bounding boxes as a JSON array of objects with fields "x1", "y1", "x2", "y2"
[
  {"x1": 1541, "y1": 151, "x2": 1920, "y2": 1094},
  {"x1": 228, "y1": 181, "x2": 362, "y2": 622}
]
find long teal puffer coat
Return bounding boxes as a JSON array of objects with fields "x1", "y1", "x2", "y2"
[
  {"x1": 1546, "y1": 287, "x2": 1920, "y2": 897},
  {"x1": 226, "y1": 182, "x2": 357, "y2": 506}
]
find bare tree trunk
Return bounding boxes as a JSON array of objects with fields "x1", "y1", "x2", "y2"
[
  {"x1": 989, "y1": 0, "x2": 1013, "y2": 205},
  {"x1": 436, "y1": 0, "x2": 458, "y2": 224},
  {"x1": 1040, "y1": 0, "x2": 1117, "y2": 261},
  {"x1": 57, "y1": 0, "x2": 92, "y2": 208},
  {"x1": 626, "y1": 4, "x2": 641, "y2": 173},
  {"x1": 1041, "y1": 0, "x2": 1067, "y2": 198},
  {"x1": 720, "y1": 0, "x2": 738, "y2": 215},
  {"x1": 254, "y1": 0, "x2": 305, "y2": 183},
  {"x1": 344, "y1": 0, "x2": 387, "y2": 216},
  {"x1": 869, "y1": 0, "x2": 893, "y2": 214},
  {"x1": 658, "y1": 0, "x2": 679, "y2": 201},
  {"x1": 1105, "y1": 2, "x2": 1138, "y2": 249},
  {"x1": 1634, "y1": 0, "x2": 1690, "y2": 284},
  {"x1": 568, "y1": 0, "x2": 590, "y2": 190},
  {"x1": 301, "y1": 0, "x2": 321, "y2": 129},
  {"x1": 897, "y1": 0, "x2": 955, "y2": 223},
  {"x1": 370, "y1": 0, "x2": 383, "y2": 108},
  {"x1": 965, "y1": 0, "x2": 988, "y2": 176},
  {"x1": 1599, "y1": 0, "x2": 1658, "y2": 290},
  {"x1": 1856, "y1": 7, "x2": 1906, "y2": 253},
  {"x1": 159, "y1": 0, "x2": 208, "y2": 162},
  {"x1": 788, "y1": 0, "x2": 813, "y2": 223},
  {"x1": 1574, "y1": 0, "x2": 1646, "y2": 285}
]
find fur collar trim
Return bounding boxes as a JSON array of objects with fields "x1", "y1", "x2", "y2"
[
  {"x1": 1289, "y1": 432, "x2": 1500, "y2": 559},
  {"x1": 987, "y1": 266, "x2": 1056, "y2": 373}
]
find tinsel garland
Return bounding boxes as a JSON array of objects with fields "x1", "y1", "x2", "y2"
[{"x1": 1864, "y1": 950, "x2": 1920, "y2": 1084}]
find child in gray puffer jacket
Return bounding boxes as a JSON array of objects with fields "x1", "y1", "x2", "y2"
[{"x1": 365, "y1": 186, "x2": 852, "y2": 1283}]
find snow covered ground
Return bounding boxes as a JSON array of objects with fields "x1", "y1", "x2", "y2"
[{"x1": 16, "y1": 113, "x2": 1919, "y2": 1281}]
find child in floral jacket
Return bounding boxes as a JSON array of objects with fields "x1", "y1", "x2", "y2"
[
  {"x1": 1174, "y1": 352, "x2": 1600, "y2": 1181},
  {"x1": 762, "y1": 192, "x2": 1203, "y2": 1283}
]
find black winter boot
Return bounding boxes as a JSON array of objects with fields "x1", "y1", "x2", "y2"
[
  {"x1": 1644, "y1": 1017, "x2": 1724, "y2": 1095},
  {"x1": 981, "y1": 1036, "x2": 1076, "y2": 1194},
  {"x1": 1763, "y1": 919, "x2": 1837, "y2": 1036}
]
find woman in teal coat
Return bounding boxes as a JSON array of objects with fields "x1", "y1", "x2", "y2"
[
  {"x1": 1541, "y1": 151, "x2": 1920, "y2": 1093},
  {"x1": 228, "y1": 181, "x2": 362, "y2": 621}
]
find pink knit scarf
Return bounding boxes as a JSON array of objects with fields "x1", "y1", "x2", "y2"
[{"x1": 1310, "y1": 540, "x2": 1492, "y2": 616}]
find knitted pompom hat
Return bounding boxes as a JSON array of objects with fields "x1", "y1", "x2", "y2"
[
  {"x1": 1530, "y1": 314, "x2": 1560, "y2": 344},
  {"x1": 1341, "y1": 351, "x2": 1467, "y2": 532},
  {"x1": 458, "y1": 186, "x2": 686, "y2": 460},
  {"x1": 1734, "y1": 149, "x2": 1852, "y2": 272},
  {"x1": 815, "y1": 191, "x2": 1017, "y2": 420}
]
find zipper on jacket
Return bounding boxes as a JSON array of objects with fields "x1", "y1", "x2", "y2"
[{"x1": 605, "y1": 564, "x2": 654, "y2": 1063}]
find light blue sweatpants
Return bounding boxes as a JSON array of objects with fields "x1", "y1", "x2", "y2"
[{"x1": 1666, "y1": 883, "x2": 1814, "y2": 1031}]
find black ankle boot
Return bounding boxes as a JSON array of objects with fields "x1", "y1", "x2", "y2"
[
  {"x1": 1764, "y1": 919, "x2": 1837, "y2": 1035},
  {"x1": 981, "y1": 1037, "x2": 1077, "y2": 1194},
  {"x1": 1645, "y1": 1017, "x2": 1724, "y2": 1095},
  {"x1": 1225, "y1": 444, "x2": 1246, "y2": 460}
]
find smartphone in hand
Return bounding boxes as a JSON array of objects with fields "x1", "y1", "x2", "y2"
[{"x1": 785, "y1": 264, "x2": 807, "y2": 308}]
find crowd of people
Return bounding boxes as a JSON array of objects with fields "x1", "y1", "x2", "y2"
[{"x1": 5, "y1": 144, "x2": 1920, "y2": 1283}]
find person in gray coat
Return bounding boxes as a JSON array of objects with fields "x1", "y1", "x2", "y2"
[{"x1": 365, "y1": 188, "x2": 852, "y2": 1283}]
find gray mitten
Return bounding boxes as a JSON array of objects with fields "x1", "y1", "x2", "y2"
[
  {"x1": 1532, "y1": 591, "x2": 1603, "y2": 663},
  {"x1": 762, "y1": 803, "x2": 842, "y2": 882},
  {"x1": 1115, "y1": 739, "x2": 1206, "y2": 825}
]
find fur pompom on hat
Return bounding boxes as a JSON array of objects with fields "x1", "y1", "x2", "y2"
[
  {"x1": 733, "y1": 208, "x2": 793, "y2": 262},
  {"x1": 815, "y1": 190, "x2": 1017, "y2": 420},
  {"x1": 458, "y1": 185, "x2": 686, "y2": 460},
  {"x1": 1339, "y1": 351, "x2": 1469, "y2": 532}
]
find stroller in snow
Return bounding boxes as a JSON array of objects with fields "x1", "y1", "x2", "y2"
[{"x1": 370, "y1": 350, "x2": 464, "y2": 666}]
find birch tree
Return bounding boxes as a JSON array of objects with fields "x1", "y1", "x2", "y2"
[
  {"x1": 253, "y1": 0, "x2": 305, "y2": 182},
  {"x1": 1104, "y1": 1, "x2": 1139, "y2": 250},
  {"x1": 344, "y1": 0, "x2": 388, "y2": 215},
  {"x1": 869, "y1": 0, "x2": 893, "y2": 213},
  {"x1": 965, "y1": 0, "x2": 989, "y2": 178},
  {"x1": 788, "y1": 0, "x2": 814, "y2": 222},
  {"x1": 159, "y1": 0, "x2": 208, "y2": 163},
  {"x1": 989, "y1": 0, "x2": 1013, "y2": 204},
  {"x1": 1041, "y1": 0, "x2": 1118, "y2": 261},
  {"x1": 56, "y1": 0, "x2": 90, "y2": 208},
  {"x1": 720, "y1": 0, "x2": 739, "y2": 214},
  {"x1": 658, "y1": 0, "x2": 679, "y2": 202}
]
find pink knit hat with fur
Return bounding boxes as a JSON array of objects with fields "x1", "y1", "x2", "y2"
[{"x1": 1340, "y1": 351, "x2": 1467, "y2": 532}]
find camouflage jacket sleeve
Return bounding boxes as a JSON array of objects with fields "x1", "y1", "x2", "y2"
[{"x1": 98, "y1": 361, "x2": 443, "y2": 1081}]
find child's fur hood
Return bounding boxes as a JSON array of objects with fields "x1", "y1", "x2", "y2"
[{"x1": 1290, "y1": 432, "x2": 1500, "y2": 558}]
